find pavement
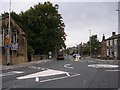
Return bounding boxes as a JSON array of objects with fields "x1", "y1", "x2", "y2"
[{"x1": 0, "y1": 59, "x2": 52, "y2": 71}]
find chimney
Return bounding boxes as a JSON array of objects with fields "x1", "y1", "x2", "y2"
[
  {"x1": 102, "y1": 34, "x2": 105, "y2": 41},
  {"x1": 112, "y1": 32, "x2": 115, "y2": 36}
]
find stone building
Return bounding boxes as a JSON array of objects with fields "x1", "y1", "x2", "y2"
[
  {"x1": 0, "y1": 16, "x2": 27, "y2": 65},
  {"x1": 101, "y1": 32, "x2": 120, "y2": 60}
]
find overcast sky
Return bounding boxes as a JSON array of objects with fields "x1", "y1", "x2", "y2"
[{"x1": 0, "y1": 0, "x2": 119, "y2": 48}]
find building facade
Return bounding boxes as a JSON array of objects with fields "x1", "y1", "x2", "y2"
[
  {"x1": 0, "y1": 16, "x2": 27, "y2": 65},
  {"x1": 101, "y1": 32, "x2": 120, "y2": 60}
]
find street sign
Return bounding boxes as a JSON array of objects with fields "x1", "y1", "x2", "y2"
[
  {"x1": 5, "y1": 35, "x2": 10, "y2": 49},
  {"x1": 5, "y1": 44, "x2": 9, "y2": 49},
  {"x1": 11, "y1": 43, "x2": 18, "y2": 50}
]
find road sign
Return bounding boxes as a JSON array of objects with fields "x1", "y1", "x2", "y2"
[
  {"x1": 11, "y1": 43, "x2": 18, "y2": 50},
  {"x1": 5, "y1": 37, "x2": 10, "y2": 45},
  {"x1": 5, "y1": 35, "x2": 11, "y2": 49},
  {"x1": 5, "y1": 44, "x2": 9, "y2": 49}
]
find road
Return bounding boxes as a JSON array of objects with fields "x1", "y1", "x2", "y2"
[{"x1": 1, "y1": 56, "x2": 120, "y2": 89}]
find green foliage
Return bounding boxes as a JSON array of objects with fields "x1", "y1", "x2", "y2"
[
  {"x1": 27, "y1": 44, "x2": 34, "y2": 57},
  {"x1": 2, "y1": 2, "x2": 66, "y2": 55},
  {"x1": 82, "y1": 35, "x2": 101, "y2": 56},
  {"x1": 82, "y1": 45, "x2": 90, "y2": 55},
  {"x1": 88, "y1": 35, "x2": 101, "y2": 55}
]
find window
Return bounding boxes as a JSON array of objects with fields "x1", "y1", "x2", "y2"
[
  {"x1": 110, "y1": 40, "x2": 113, "y2": 46},
  {"x1": 106, "y1": 40, "x2": 109, "y2": 46},
  {"x1": 114, "y1": 39, "x2": 117, "y2": 46}
]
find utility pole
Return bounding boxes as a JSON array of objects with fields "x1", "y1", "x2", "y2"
[
  {"x1": 88, "y1": 30, "x2": 91, "y2": 58},
  {"x1": 7, "y1": 0, "x2": 11, "y2": 65}
]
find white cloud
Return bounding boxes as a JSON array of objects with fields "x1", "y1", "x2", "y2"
[{"x1": 58, "y1": 2, "x2": 118, "y2": 47}]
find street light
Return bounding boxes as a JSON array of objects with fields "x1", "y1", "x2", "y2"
[
  {"x1": 116, "y1": 1, "x2": 120, "y2": 34},
  {"x1": 88, "y1": 30, "x2": 91, "y2": 58},
  {"x1": 7, "y1": 0, "x2": 11, "y2": 65}
]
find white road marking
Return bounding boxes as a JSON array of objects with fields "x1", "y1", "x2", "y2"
[
  {"x1": 40, "y1": 73, "x2": 80, "y2": 83},
  {"x1": 35, "y1": 77, "x2": 39, "y2": 82},
  {"x1": 17, "y1": 69, "x2": 80, "y2": 83},
  {"x1": 66, "y1": 73, "x2": 70, "y2": 76},
  {"x1": 17, "y1": 69, "x2": 69, "y2": 80},
  {"x1": 64, "y1": 64, "x2": 74, "y2": 69},
  {"x1": 0, "y1": 71, "x2": 24, "y2": 77},
  {"x1": 88, "y1": 64, "x2": 119, "y2": 68},
  {"x1": 106, "y1": 69, "x2": 120, "y2": 72},
  {"x1": 28, "y1": 66, "x2": 47, "y2": 70}
]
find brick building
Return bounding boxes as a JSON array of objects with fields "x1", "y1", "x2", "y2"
[
  {"x1": 0, "y1": 16, "x2": 27, "y2": 65},
  {"x1": 101, "y1": 32, "x2": 120, "y2": 60}
]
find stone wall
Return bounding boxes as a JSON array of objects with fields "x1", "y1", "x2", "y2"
[{"x1": 31, "y1": 55, "x2": 48, "y2": 61}]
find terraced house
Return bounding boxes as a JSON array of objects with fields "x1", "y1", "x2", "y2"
[
  {"x1": 101, "y1": 32, "x2": 120, "y2": 60},
  {"x1": 0, "y1": 16, "x2": 27, "y2": 65}
]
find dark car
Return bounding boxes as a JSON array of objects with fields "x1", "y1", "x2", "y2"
[{"x1": 57, "y1": 53, "x2": 64, "y2": 60}]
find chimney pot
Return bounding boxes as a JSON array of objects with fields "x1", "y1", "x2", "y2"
[{"x1": 112, "y1": 32, "x2": 115, "y2": 36}]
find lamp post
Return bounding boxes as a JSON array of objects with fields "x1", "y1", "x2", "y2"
[
  {"x1": 7, "y1": 0, "x2": 11, "y2": 65},
  {"x1": 88, "y1": 30, "x2": 91, "y2": 58},
  {"x1": 116, "y1": 1, "x2": 120, "y2": 34},
  {"x1": 115, "y1": 1, "x2": 120, "y2": 60}
]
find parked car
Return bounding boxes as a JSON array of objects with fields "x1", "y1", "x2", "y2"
[
  {"x1": 75, "y1": 54, "x2": 81, "y2": 60},
  {"x1": 57, "y1": 53, "x2": 64, "y2": 60}
]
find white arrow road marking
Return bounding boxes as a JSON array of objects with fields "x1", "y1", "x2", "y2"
[
  {"x1": 0, "y1": 71, "x2": 24, "y2": 77},
  {"x1": 88, "y1": 64, "x2": 119, "y2": 68},
  {"x1": 64, "y1": 64, "x2": 74, "y2": 69},
  {"x1": 17, "y1": 69, "x2": 80, "y2": 83},
  {"x1": 17, "y1": 69, "x2": 69, "y2": 80}
]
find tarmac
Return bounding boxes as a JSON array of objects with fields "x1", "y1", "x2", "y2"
[{"x1": 0, "y1": 57, "x2": 119, "y2": 71}]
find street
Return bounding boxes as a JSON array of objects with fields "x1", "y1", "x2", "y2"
[{"x1": 1, "y1": 56, "x2": 120, "y2": 89}]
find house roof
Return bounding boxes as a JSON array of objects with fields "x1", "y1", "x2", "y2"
[
  {"x1": 0, "y1": 16, "x2": 26, "y2": 36},
  {"x1": 106, "y1": 34, "x2": 120, "y2": 40}
]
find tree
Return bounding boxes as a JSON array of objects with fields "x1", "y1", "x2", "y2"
[
  {"x1": 88, "y1": 35, "x2": 101, "y2": 55},
  {"x1": 2, "y1": 2, "x2": 66, "y2": 55}
]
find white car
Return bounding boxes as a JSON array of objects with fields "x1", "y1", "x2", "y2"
[{"x1": 75, "y1": 54, "x2": 81, "y2": 60}]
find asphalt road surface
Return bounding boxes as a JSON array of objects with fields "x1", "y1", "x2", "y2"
[{"x1": 1, "y1": 56, "x2": 120, "y2": 89}]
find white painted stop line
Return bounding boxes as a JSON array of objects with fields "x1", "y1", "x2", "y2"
[{"x1": 17, "y1": 69, "x2": 69, "y2": 80}]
